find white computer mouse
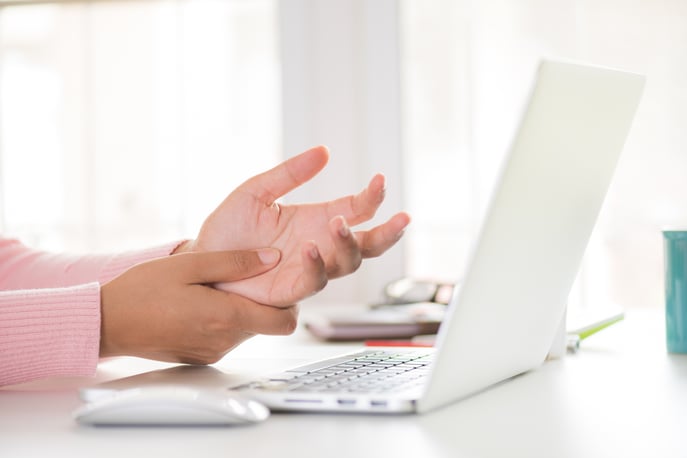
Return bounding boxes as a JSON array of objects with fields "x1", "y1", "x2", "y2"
[{"x1": 73, "y1": 386, "x2": 270, "y2": 426}]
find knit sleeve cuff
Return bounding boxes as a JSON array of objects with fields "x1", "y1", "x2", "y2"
[{"x1": 0, "y1": 283, "x2": 101, "y2": 386}]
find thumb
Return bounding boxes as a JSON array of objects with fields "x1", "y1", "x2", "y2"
[{"x1": 171, "y1": 248, "x2": 280, "y2": 284}]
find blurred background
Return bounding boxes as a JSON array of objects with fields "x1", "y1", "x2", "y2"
[{"x1": 0, "y1": 0, "x2": 685, "y2": 313}]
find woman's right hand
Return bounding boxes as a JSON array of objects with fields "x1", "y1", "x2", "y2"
[{"x1": 99, "y1": 248, "x2": 298, "y2": 364}]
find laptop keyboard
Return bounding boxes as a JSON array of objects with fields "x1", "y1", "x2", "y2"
[{"x1": 236, "y1": 350, "x2": 434, "y2": 394}]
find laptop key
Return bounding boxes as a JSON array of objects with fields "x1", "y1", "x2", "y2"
[{"x1": 285, "y1": 351, "x2": 376, "y2": 373}]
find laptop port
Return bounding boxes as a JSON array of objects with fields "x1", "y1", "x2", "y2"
[{"x1": 370, "y1": 400, "x2": 388, "y2": 408}]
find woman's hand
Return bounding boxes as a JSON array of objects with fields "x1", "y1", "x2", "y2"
[
  {"x1": 178, "y1": 145, "x2": 410, "y2": 307},
  {"x1": 100, "y1": 248, "x2": 298, "y2": 364}
]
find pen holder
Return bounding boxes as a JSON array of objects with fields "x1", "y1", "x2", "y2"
[{"x1": 663, "y1": 230, "x2": 687, "y2": 353}]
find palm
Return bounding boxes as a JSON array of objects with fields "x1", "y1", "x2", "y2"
[
  {"x1": 192, "y1": 146, "x2": 410, "y2": 307},
  {"x1": 197, "y1": 195, "x2": 340, "y2": 305}
]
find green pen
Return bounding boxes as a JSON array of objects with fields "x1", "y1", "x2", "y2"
[{"x1": 566, "y1": 312, "x2": 625, "y2": 352}]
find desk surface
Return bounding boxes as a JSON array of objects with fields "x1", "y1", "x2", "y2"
[{"x1": 1, "y1": 306, "x2": 686, "y2": 458}]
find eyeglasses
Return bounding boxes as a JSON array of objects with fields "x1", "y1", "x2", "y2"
[{"x1": 382, "y1": 277, "x2": 455, "y2": 305}]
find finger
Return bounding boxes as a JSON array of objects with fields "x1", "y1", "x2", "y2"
[
  {"x1": 208, "y1": 289, "x2": 301, "y2": 336},
  {"x1": 325, "y1": 215, "x2": 362, "y2": 278},
  {"x1": 169, "y1": 249, "x2": 281, "y2": 284},
  {"x1": 289, "y1": 241, "x2": 328, "y2": 302},
  {"x1": 323, "y1": 173, "x2": 386, "y2": 226},
  {"x1": 355, "y1": 212, "x2": 411, "y2": 258},
  {"x1": 239, "y1": 303, "x2": 300, "y2": 336},
  {"x1": 240, "y1": 145, "x2": 330, "y2": 205}
]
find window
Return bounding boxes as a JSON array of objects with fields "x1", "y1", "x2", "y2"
[{"x1": 0, "y1": 0, "x2": 280, "y2": 253}]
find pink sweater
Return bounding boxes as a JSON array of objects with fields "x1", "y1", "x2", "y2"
[{"x1": 0, "y1": 238, "x2": 182, "y2": 386}]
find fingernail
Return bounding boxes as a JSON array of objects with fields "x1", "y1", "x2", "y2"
[
  {"x1": 257, "y1": 248, "x2": 280, "y2": 264},
  {"x1": 338, "y1": 218, "x2": 350, "y2": 238},
  {"x1": 309, "y1": 244, "x2": 320, "y2": 260}
]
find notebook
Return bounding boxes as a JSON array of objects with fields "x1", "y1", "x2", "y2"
[{"x1": 82, "y1": 60, "x2": 644, "y2": 414}]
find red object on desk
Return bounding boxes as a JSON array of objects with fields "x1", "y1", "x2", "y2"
[{"x1": 364, "y1": 340, "x2": 434, "y2": 348}]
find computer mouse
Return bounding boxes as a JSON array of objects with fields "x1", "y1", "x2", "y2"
[{"x1": 73, "y1": 386, "x2": 270, "y2": 426}]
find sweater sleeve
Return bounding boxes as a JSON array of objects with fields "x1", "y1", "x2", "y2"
[
  {"x1": 0, "y1": 239, "x2": 184, "y2": 386},
  {"x1": 0, "y1": 238, "x2": 184, "y2": 289}
]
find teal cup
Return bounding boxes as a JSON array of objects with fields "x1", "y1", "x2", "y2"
[{"x1": 663, "y1": 230, "x2": 687, "y2": 353}]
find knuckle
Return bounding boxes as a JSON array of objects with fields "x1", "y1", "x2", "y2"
[
  {"x1": 316, "y1": 274, "x2": 328, "y2": 293},
  {"x1": 282, "y1": 316, "x2": 298, "y2": 335},
  {"x1": 180, "y1": 352, "x2": 216, "y2": 366},
  {"x1": 181, "y1": 252, "x2": 204, "y2": 275},
  {"x1": 200, "y1": 354, "x2": 221, "y2": 365},
  {"x1": 195, "y1": 320, "x2": 239, "y2": 364},
  {"x1": 351, "y1": 254, "x2": 363, "y2": 272},
  {"x1": 227, "y1": 252, "x2": 252, "y2": 273},
  {"x1": 279, "y1": 306, "x2": 300, "y2": 335}
]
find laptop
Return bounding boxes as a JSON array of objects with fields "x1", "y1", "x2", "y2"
[{"x1": 83, "y1": 60, "x2": 645, "y2": 414}]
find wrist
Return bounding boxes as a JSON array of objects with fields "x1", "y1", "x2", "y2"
[
  {"x1": 99, "y1": 282, "x2": 114, "y2": 357},
  {"x1": 99, "y1": 279, "x2": 127, "y2": 358}
]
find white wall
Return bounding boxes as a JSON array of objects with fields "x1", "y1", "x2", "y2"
[{"x1": 278, "y1": 0, "x2": 406, "y2": 303}]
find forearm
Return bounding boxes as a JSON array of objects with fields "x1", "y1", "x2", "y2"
[{"x1": 0, "y1": 239, "x2": 185, "y2": 386}]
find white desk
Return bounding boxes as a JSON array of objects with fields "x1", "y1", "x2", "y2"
[{"x1": 1, "y1": 306, "x2": 686, "y2": 458}]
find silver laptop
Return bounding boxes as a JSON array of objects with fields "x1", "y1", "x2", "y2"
[{"x1": 83, "y1": 60, "x2": 644, "y2": 414}]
